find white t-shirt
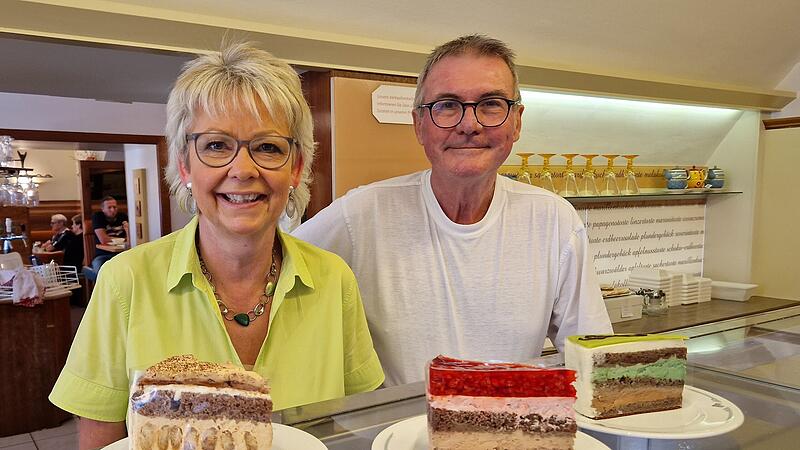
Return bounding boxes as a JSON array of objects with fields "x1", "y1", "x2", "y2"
[{"x1": 294, "y1": 170, "x2": 612, "y2": 385}]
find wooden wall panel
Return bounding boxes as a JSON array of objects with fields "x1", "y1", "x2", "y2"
[
  {"x1": 332, "y1": 77, "x2": 429, "y2": 197},
  {"x1": 301, "y1": 71, "x2": 333, "y2": 218}
]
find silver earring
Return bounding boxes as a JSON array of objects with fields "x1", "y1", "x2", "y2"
[
  {"x1": 185, "y1": 182, "x2": 197, "y2": 214},
  {"x1": 286, "y1": 186, "x2": 297, "y2": 219}
]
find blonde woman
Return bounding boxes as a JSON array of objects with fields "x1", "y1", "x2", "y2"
[{"x1": 50, "y1": 42, "x2": 383, "y2": 449}]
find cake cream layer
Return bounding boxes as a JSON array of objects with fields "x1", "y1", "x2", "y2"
[
  {"x1": 588, "y1": 385, "x2": 683, "y2": 418},
  {"x1": 429, "y1": 429, "x2": 575, "y2": 450},
  {"x1": 139, "y1": 384, "x2": 272, "y2": 400},
  {"x1": 131, "y1": 384, "x2": 273, "y2": 422},
  {"x1": 591, "y1": 356, "x2": 686, "y2": 382},
  {"x1": 129, "y1": 414, "x2": 272, "y2": 450},
  {"x1": 428, "y1": 395, "x2": 574, "y2": 418}
]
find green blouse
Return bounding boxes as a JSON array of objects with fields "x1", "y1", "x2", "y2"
[{"x1": 49, "y1": 216, "x2": 384, "y2": 421}]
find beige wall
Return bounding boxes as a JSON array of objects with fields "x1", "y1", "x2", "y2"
[
  {"x1": 752, "y1": 126, "x2": 800, "y2": 300},
  {"x1": 25, "y1": 149, "x2": 80, "y2": 201},
  {"x1": 703, "y1": 111, "x2": 761, "y2": 284}
]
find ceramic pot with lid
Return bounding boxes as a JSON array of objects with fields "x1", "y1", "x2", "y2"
[
  {"x1": 687, "y1": 166, "x2": 706, "y2": 188},
  {"x1": 707, "y1": 166, "x2": 725, "y2": 188},
  {"x1": 663, "y1": 167, "x2": 688, "y2": 189}
]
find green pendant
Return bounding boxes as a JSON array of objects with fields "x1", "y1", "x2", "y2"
[
  {"x1": 265, "y1": 281, "x2": 275, "y2": 297},
  {"x1": 234, "y1": 313, "x2": 251, "y2": 327}
]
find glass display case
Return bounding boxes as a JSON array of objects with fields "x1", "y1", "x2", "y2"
[{"x1": 274, "y1": 306, "x2": 800, "y2": 449}]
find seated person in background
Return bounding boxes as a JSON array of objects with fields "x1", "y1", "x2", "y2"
[
  {"x1": 84, "y1": 196, "x2": 128, "y2": 280},
  {"x1": 50, "y1": 42, "x2": 383, "y2": 449},
  {"x1": 42, "y1": 214, "x2": 75, "y2": 252},
  {"x1": 64, "y1": 214, "x2": 85, "y2": 268},
  {"x1": 294, "y1": 34, "x2": 612, "y2": 386}
]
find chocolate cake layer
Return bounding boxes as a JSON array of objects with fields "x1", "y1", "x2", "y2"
[
  {"x1": 593, "y1": 348, "x2": 686, "y2": 366},
  {"x1": 131, "y1": 390, "x2": 272, "y2": 422},
  {"x1": 429, "y1": 407, "x2": 577, "y2": 434}
]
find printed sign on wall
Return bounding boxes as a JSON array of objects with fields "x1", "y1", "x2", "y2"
[
  {"x1": 371, "y1": 85, "x2": 415, "y2": 124},
  {"x1": 583, "y1": 203, "x2": 706, "y2": 287}
]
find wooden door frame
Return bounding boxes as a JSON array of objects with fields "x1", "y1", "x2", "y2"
[
  {"x1": 0, "y1": 128, "x2": 171, "y2": 235},
  {"x1": 79, "y1": 160, "x2": 126, "y2": 265}
]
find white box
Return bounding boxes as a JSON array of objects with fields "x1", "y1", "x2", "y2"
[
  {"x1": 711, "y1": 281, "x2": 759, "y2": 302},
  {"x1": 605, "y1": 294, "x2": 644, "y2": 323}
]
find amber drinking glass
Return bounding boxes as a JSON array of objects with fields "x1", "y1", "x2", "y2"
[
  {"x1": 559, "y1": 153, "x2": 580, "y2": 197},
  {"x1": 579, "y1": 154, "x2": 600, "y2": 196},
  {"x1": 622, "y1": 154, "x2": 640, "y2": 194},
  {"x1": 600, "y1": 154, "x2": 620, "y2": 196},
  {"x1": 516, "y1": 152, "x2": 534, "y2": 185},
  {"x1": 538, "y1": 153, "x2": 556, "y2": 192}
]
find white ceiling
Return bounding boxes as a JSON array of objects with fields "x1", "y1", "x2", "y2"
[
  {"x1": 1, "y1": 0, "x2": 798, "y2": 107},
  {"x1": 46, "y1": 0, "x2": 800, "y2": 91}
]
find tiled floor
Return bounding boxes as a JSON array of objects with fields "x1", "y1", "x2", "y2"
[{"x1": 0, "y1": 418, "x2": 78, "y2": 450}]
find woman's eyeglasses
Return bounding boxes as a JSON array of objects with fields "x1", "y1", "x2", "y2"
[{"x1": 186, "y1": 133, "x2": 295, "y2": 169}]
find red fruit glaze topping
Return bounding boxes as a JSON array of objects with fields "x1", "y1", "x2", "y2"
[{"x1": 428, "y1": 355, "x2": 576, "y2": 398}]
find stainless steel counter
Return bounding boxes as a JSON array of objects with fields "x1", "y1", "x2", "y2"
[{"x1": 275, "y1": 306, "x2": 800, "y2": 450}]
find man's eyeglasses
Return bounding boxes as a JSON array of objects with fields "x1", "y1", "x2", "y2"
[
  {"x1": 186, "y1": 133, "x2": 295, "y2": 169},
  {"x1": 417, "y1": 97, "x2": 520, "y2": 129}
]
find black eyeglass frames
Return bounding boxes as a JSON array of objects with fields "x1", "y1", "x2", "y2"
[{"x1": 417, "y1": 97, "x2": 520, "y2": 128}]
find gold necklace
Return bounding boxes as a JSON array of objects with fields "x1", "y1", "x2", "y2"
[{"x1": 198, "y1": 243, "x2": 279, "y2": 327}]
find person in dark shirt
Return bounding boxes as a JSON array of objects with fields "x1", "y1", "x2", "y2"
[
  {"x1": 63, "y1": 214, "x2": 85, "y2": 269},
  {"x1": 43, "y1": 214, "x2": 74, "y2": 252},
  {"x1": 84, "y1": 196, "x2": 128, "y2": 281}
]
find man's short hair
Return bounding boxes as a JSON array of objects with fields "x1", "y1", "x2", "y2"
[
  {"x1": 414, "y1": 34, "x2": 520, "y2": 110},
  {"x1": 101, "y1": 196, "x2": 116, "y2": 206},
  {"x1": 51, "y1": 214, "x2": 68, "y2": 224},
  {"x1": 71, "y1": 215, "x2": 82, "y2": 227}
]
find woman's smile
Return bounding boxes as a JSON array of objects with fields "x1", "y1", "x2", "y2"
[{"x1": 218, "y1": 192, "x2": 267, "y2": 205}]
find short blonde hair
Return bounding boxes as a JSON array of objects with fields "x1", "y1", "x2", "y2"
[
  {"x1": 414, "y1": 34, "x2": 520, "y2": 110},
  {"x1": 51, "y1": 214, "x2": 68, "y2": 224},
  {"x1": 164, "y1": 42, "x2": 315, "y2": 214}
]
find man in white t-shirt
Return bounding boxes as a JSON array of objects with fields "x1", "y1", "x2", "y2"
[{"x1": 294, "y1": 34, "x2": 612, "y2": 385}]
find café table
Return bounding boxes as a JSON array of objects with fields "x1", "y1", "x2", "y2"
[
  {"x1": 32, "y1": 250, "x2": 64, "y2": 265},
  {"x1": 96, "y1": 243, "x2": 128, "y2": 253}
]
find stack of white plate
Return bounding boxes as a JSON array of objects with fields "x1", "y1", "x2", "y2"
[
  {"x1": 627, "y1": 269, "x2": 712, "y2": 306},
  {"x1": 698, "y1": 277, "x2": 712, "y2": 303},
  {"x1": 627, "y1": 269, "x2": 681, "y2": 306},
  {"x1": 673, "y1": 273, "x2": 713, "y2": 304}
]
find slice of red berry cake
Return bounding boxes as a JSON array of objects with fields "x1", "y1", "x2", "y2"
[{"x1": 427, "y1": 355, "x2": 577, "y2": 450}]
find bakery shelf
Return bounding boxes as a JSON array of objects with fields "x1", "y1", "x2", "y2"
[{"x1": 564, "y1": 189, "x2": 742, "y2": 204}]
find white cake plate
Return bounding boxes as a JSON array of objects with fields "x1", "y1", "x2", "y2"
[
  {"x1": 372, "y1": 414, "x2": 609, "y2": 450},
  {"x1": 103, "y1": 423, "x2": 327, "y2": 449},
  {"x1": 576, "y1": 385, "x2": 744, "y2": 439}
]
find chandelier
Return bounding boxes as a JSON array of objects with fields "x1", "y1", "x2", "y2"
[{"x1": 0, "y1": 135, "x2": 53, "y2": 207}]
